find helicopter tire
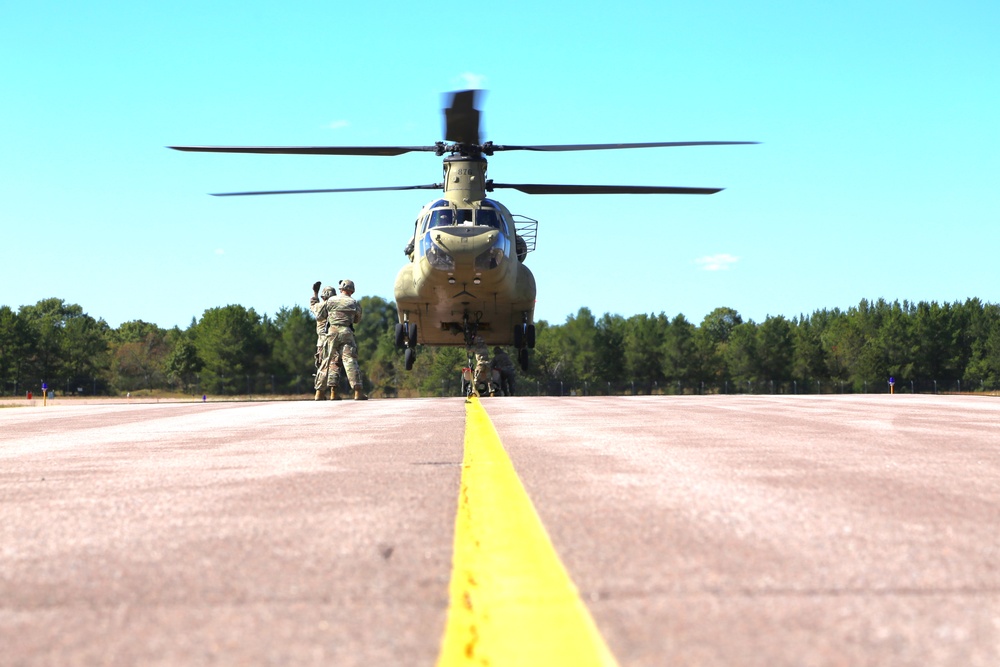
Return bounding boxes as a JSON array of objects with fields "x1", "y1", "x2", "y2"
[
  {"x1": 518, "y1": 347, "x2": 529, "y2": 371},
  {"x1": 514, "y1": 324, "x2": 524, "y2": 349},
  {"x1": 394, "y1": 323, "x2": 405, "y2": 349},
  {"x1": 526, "y1": 324, "x2": 536, "y2": 349},
  {"x1": 407, "y1": 322, "x2": 418, "y2": 348},
  {"x1": 404, "y1": 347, "x2": 416, "y2": 371}
]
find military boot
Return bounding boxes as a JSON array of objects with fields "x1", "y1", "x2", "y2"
[
  {"x1": 314, "y1": 389, "x2": 324, "y2": 401},
  {"x1": 329, "y1": 387, "x2": 341, "y2": 401},
  {"x1": 353, "y1": 388, "x2": 368, "y2": 401}
]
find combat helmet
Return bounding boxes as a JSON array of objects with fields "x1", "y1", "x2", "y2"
[
  {"x1": 320, "y1": 286, "x2": 335, "y2": 299},
  {"x1": 339, "y1": 279, "x2": 356, "y2": 292}
]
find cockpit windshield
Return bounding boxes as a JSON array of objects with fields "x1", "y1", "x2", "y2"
[{"x1": 421, "y1": 200, "x2": 509, "y2": 234}]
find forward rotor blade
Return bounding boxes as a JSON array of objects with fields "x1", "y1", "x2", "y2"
[
  {"x1": 490, "y1": 141, "x2": 758, "y2": 152},
  {"x1": 443, "y1": 90, "x2": 482, "y2": 145},
  {"x1": 210, "y1": 184, "x2": 442, "y2": 197},
  {"x1": 168, "y1": 145, "x2": 438, "y2": 156},
  {"x1": 491, "y1": 183, "x2": 723, "y2": 195}
]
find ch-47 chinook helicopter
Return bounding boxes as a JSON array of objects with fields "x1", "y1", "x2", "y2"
[{"x1": 170, "y1": 90, "x2": 755, "y2": 372}]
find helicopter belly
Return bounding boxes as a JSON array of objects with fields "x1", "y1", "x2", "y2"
[{"x1": 394, "y1": 257, "x2": 535, "y2": 347}]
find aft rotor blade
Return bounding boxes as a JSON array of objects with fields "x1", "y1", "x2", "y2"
[
  {"x1": 168, "y1": 145, "x2": 438, "y2": 156},
  {"x1": 443, "y1": 90, "x2": 482, "y2": 145},
  {"x1": 210, "y1": 184, "x2": 443, "y2": 197},
  {"x1": 492, "y1": 183, "x2": 723, "y2": 195},
  {"x1": 490, "y1": 141, "x2": 758, "y2": 152}
]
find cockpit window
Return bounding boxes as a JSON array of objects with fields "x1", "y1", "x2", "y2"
[
  {"x1": 478, "y1": 201, "x2": 508, "y2": 233},
  {"x1": 428, "y1": 208, "x2": 454, "y2": 229},
  {"x1": 476, "y1": 208, "x2": 500, "y2": 229}
]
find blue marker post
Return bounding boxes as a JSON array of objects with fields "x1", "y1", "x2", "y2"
[
  {"x1": 41, "y1": 382, "x2": 48, "y2": 406},
  {"x1": 888, "y1": 376, "x2": 895, "y2": 395}
]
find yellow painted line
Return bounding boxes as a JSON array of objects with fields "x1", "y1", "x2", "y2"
[{"x1": 436, "y1": 397, "x2": 619, "y2": 667}]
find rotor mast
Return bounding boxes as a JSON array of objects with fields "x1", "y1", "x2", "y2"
[{"x1": 441, "y1": 155, "x2": 490, "y2": 203}]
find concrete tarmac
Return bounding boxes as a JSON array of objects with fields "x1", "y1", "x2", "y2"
[{"x1": 1, "y1": 395, "x2": 998, "y2": 666}]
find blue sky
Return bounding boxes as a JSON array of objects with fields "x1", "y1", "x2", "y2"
[{"x1": 3, "y1": 1, "x2": 998, "y2": 330}]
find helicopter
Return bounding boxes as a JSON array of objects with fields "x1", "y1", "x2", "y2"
[{"x1": 169, "y1": 90, "x2": 755, "y2": 371}]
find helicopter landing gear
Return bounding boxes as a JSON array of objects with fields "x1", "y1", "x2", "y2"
[
  {"x1": 518, "y1": 347, "x2": 529, "y2": 371},
  {"x1": 513, "y1": 321, "x2": 535, "y2": 349},
  {"x1": 394, "y1": 321, "x2": 418, "y2": 348},
  {"x1": 394, "y1": 317, "x2": 418, "y2": 370},
  {"x1": 513, "y1": 318, "x2": 535, "y2": 371}
]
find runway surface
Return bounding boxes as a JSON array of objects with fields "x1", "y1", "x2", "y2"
[{"x1": 1, "y1": 395, "x2": 999, "y2": 666}]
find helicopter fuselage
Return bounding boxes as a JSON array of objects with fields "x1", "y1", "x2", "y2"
[{"x1": 394, "y1": 156, "x2": 536, "y2": 347}]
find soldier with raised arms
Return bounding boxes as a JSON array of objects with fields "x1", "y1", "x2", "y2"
[
  {"x1": 312, "y1": 279, "x2": 367, "y2": 401},
  {"x1": 310, "y1": 281, "x2": 334, "y2": 373}
]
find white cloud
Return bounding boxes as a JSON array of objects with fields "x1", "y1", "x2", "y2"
[
  {"x1": 327, "y1": 120, "x2": 350, "y2": 130},
  {"x1": 457, "y1": 72, "x2": 486, "y2": 89},
  {"x1": 695, "y1": 253, "x2": 739, "y2": 271}
]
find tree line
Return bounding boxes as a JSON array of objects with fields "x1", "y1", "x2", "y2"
[{"x1": 2, "y1": 297, "x2": 1000, "y2": 398}]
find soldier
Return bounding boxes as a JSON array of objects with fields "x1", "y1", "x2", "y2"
[
  {"x1": 310, "y1": 282, "x2": 335, "y2": 375},
  {"x1": 468, "y1": 335, "x2": 495, "y2": 397},
  {"x1": 491, "y1": 346, "x2": 517, "y2": 396},
  {"x1": 311, "y1": 282, "x2": 341, "y2": 400},
  {"x1": 313, "y1": 279, "x2": 367, "y2": 401}
]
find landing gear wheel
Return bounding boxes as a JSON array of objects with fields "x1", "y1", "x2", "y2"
[
  {"x1": 526, "y1": 324, "x2": 536, "y2": 349},
  {"x1": 518, "y1": 347, "x2": 529, "y2": 371},
  {"x1": 514, "y1": 324, "x2": 524, "y2": 348},
  {"x1": 404, "y1": 347, "x2": 416, "y2": 371},
  {"x1": 394, "y1": 323, "x2": 404, "y2": 349},
  {"x1": 407, "y1": 322, "x2": 418, "y2": 348}
]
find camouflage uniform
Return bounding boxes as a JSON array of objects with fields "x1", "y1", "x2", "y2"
[
  {"x1": 469, "y1": 337, "x2": 495, "y2": 396},
  {"x1": 310, "y1": 286, "x2": 335, "y2": 368},
  {"x1": 313, "y1": 288, "x2": 363, "y2": 392},
  {"x1": 491, "y1": 347, "x2": 517, "y2": 396}
]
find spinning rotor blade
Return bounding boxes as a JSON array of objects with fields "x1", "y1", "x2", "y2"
[
  {"x1": 168, "y1": 145, "x2": 438, "y2": 156},
  {"x1": 488, "y1": 141, "x2": 758, "y2": 152},
  {"x1": 170, "y1": 92, "x2": 756, "y2": 200},
  {"x1": 491, "y1": 183, "x2": 723, "y2": 195},
  {"x1": 211, "y1": 184, "x2": 442, "y2": 197},
  {"x1": 443, "y1": 90, "x2": 482, "y2": 145}
]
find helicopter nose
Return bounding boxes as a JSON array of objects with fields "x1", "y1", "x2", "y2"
[{"x1": 433, "y1": 228, "x2": 497, "y2": 256}]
